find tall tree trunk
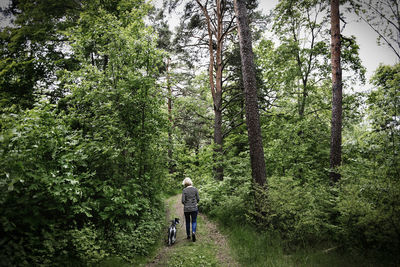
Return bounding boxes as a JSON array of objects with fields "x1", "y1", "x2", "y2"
[
  {"x1": 234, "y1": 0, "x2": 267, "y2": 187},
  {"x1": 166, "y1": 57, "x2": 174, "y2": 174},
  {"x1": 214, "y1": 96, "x2": 224, "y2": 180},
  {"x1": 213, "y1": 81, "x2": 224, "y2": 181},
  {"x1": 214, "y1": 0, "x2": 224, "y2": 180},
  {"x1": 329, "y1": 0, "x2": 342, "y2": 183},
  {"x1": 197, "y1": 0, "x2": 225, "y2": 180}
]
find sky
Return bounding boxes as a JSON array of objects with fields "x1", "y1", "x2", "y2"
[
  {"x1": 1, "y1": 0, "x2": 397, "y2": 86},
  {"x1": 0, "y1": 0, "x2": 8, "y2": 28},
  {"x1": 155, "y1": 0, "x2": 398, "y2": 90},
  {"x1": 259, "y1": 0, "x2": 398, "y2": 88}
]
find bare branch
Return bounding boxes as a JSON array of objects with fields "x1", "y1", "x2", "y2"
[
  {"x1": 360, "y1": 16, "x2": 400, "y2": 59},
  {"x1": 220, "y1": 15, "x2": 236, "y2": 41},
  {"x1": 364, "y1": 1, "x2": 400, "y2": 31}
]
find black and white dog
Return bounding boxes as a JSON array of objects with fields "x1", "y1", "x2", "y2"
[{"x1": 167, "y1": 218, "x2": 180, "y2": 246}]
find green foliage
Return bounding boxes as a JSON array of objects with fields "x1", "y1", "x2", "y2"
[
  {"x1": 262, "y1": 114, "x2": 330, "y2": 182},
  {"x1": 367, "y1": 64, "x2": 400, "y2": 174},
  {"x1": 166, "y1": 72, "x2": 214, "y2": 188},
  {"x1": 250, "y1": 177, "x2": 336, "y2": 244},
  {"x1": 171, "y1": 73, "x2": 213, "y2": 153},
  {"x1": 337, "y1": 169, "x2": 400, "y2": 252},
  {"x1": 0, "y1": 1, "x2": 168, "y2": 265},
  {"x1": 69, "y1": 225, "x2": 109, "y2": 264},
  {"x1": 225, "y1": 222, "x2": 392, "y2": 267},
  {"x1": 0, "y1": 0, "x2": 81, "y2": 109},
  {"x1": 112, "y1": 207, "x2": 164, "y2": 259},
  {"x1": 337, "y1": 64, "x2": 400, "y2": 255},
  {"x1": 1, "y1": 0, "x2": 399, "y2": 265},
  {"x1": 202, "y1": 174, "x2": 251, "y2": 223}
]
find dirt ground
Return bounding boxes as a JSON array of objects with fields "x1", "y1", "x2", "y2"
[{"x1": 146, "y1": 195, "x2": 239, "y2": 267}]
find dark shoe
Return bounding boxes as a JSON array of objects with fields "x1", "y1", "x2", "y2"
[
  {"x1": 187, "y1": 235, "x2": 190, "y2": 240},
  {"x1": 192, "y1": 233, "x2": 196, "y2": 242}
]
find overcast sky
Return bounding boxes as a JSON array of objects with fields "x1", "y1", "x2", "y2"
[
  {"x1": 259, "y1": 0, "x2": 398, "y2": 87},
  {"x1": 0, "y1": 0, "x2": 8, "y2": 28},
  {"x1": 155, "y1": 0, "x2": 398, "y2": 90},
  {"x1": 1, "y1": 0, "x2": 397, "y2": 87}
]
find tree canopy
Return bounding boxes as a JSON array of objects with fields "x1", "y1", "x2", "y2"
[{"x1": 0, "y1": 0, "x2": 399, "y2": 265}]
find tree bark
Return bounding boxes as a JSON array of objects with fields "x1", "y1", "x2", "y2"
[
  {"x1": 196, "y1": 0, "x2": 225, "y2": 180},
  {"x1": 234, "y1": 0, "x2": 267, "y2": 187},
  {"x1": 329, "y1": 0, "x2": 342, "y2": 183},
  {"x1": 214, "y1": 100, "x2": 224, "y2": 180},
  {"x1": 167, "y1": 57, "x2": 174, "y2": 174}
]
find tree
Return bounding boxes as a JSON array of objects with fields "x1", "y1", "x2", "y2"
[
  {"x1": 0, "y1": 1, "x2": 167, "y2": 264},
  {"x1": 263, "y1": 0, "x2": 364, "y2": 183},
  {"x1": 234, "y1": 0, "x2": 266, "y2": 186},
  {"x1": 330, "y1": 0, "x2": 343, "y2": 183},
  {"x1": 350, "y1": 0, "x2": 400, "y2": 60},
  {"x1": 193, "y1": 0, "x2": 236, "y2": 180},
  {"x1": 0, "y1": 0, "x2": 81, "y2": 109},
  {"x1": 170, "y1": 0, "x2": 263, "y2": 180},
  {"x1": 166, "y1": 57, "x2": 174, "y2": 173},
  {"x1": 271, "y1": 0, "x2": 331, "y2": 118},
  {"x1": 368, "y1": 64, "x2": 400, "y2": 178},
  {"x1": 150, "y1": 7, "x2": 178, "y2": 174},
  {"x1": 270, "y1": 0, "x2": 365, "y2": 120},
  {"x1": 264, "y1": 0, "x2": 334, "y2": 182},
  {"x1": 172, "y1": 72, "x2": 214, "y2": 174}
]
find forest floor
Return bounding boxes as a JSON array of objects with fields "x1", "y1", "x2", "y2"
[{"x1": 145, "y1": 195, "x2": 239, "y2": 267}]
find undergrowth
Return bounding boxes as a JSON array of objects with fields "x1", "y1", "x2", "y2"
[{"x1": 218, "y1": 222, "x2": 395, "y2": 267}]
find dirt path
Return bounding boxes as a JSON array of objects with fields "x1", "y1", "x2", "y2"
[{"x1": 146, "y1": 195, "x2": 239, "y2": 267}]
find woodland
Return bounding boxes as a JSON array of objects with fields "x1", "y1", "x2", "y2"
[{"x1": 0, "y1": 0, "x2": 399, "y2": 266}]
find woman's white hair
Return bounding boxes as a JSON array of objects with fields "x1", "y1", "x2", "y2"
[{"x1": 182, "y1": 177, "x2": 193, "y2": 187}]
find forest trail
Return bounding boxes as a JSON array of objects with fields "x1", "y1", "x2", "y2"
[{"x1": 146, "y1": 195, "x2": 239, "y2": 267}]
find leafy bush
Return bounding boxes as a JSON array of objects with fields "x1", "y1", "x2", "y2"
[
  {"x1": 337, "y1": 164, "x2": 400, "y2": 253},
  {"x1": 69, "y1": 225, "x2": 108, "y2": 264},
  {"x1": 0, "y1": 98, "x2": 166, "y2": 265},
  {"x1": 0, "y1": 1, "x2": 168, "y2": 265},
  {"x1": 246, "y1": 176, "x2": 335, "y2": 244},
  {"x1": 112, "y1": 207, "x2": 164, "y2": 260},
  {"x1": 194, "y1": 148, "x2": 252, "y2": 222}
]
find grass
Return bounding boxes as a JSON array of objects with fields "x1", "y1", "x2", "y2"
[
  {"x1": 223, "y1": 223, "x2": 289, "y2": 267},
  {"x1": 96, "y1": 257, "x2": 133, "y2": 267},
  {"x1": 166, "y1": 195, "x2": 180, "y2": 218},
  {"x1": 101, "y1": 194, "x2": 223, "y2": 267},
  {"x1": 97, "y1": 192, "x2": 399, "y2": 267},
  {"x1": 157, "y1": 214, "x2": 221, "y2": 267},
  {"x1": 219, "y1": 222, "x2": 398, "y2": 267},
  {"x1": 152, "y1": 195, "x2": 222, "y2": 267}
]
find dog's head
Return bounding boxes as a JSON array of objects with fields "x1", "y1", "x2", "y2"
[{"x1": 172, "y1": 218, "x2": 179, "y2": 225}]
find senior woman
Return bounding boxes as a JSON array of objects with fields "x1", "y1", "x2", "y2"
[{"x1": 182, "y1": 177, "x2": 200, "y2": 242}]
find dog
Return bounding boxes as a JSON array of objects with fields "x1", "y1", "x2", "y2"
[{"x1": 167, "y1": 218, "x2": 180, "y2": 246}]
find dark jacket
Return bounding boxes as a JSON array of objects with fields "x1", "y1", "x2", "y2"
[{"x1": 182, "y1": 186, "x2": 199, "y2": 212}]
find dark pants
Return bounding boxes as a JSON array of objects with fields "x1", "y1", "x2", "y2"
[{"x1": 184, "y1": 210, "x2": 198, "y2": 236}]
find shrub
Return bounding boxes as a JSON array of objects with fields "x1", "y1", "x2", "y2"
[
  {"x1": 248, "y1": 176, "x2": 335, "y2": 244},
  {"x1": 337, "y1": 166, "x2": 400, "y2": 253}
]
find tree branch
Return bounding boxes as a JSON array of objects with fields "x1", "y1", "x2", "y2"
[
  {"x1": 221, "y1": 92, "x2": 245, "y2": 111},
  {"x1": 360, "y1": 16, "x2": 400, "y2": 59}
]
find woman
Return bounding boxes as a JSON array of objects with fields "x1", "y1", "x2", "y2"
[{"x1": 181, "y1": 177, "x2": 200, "y2": 242}]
